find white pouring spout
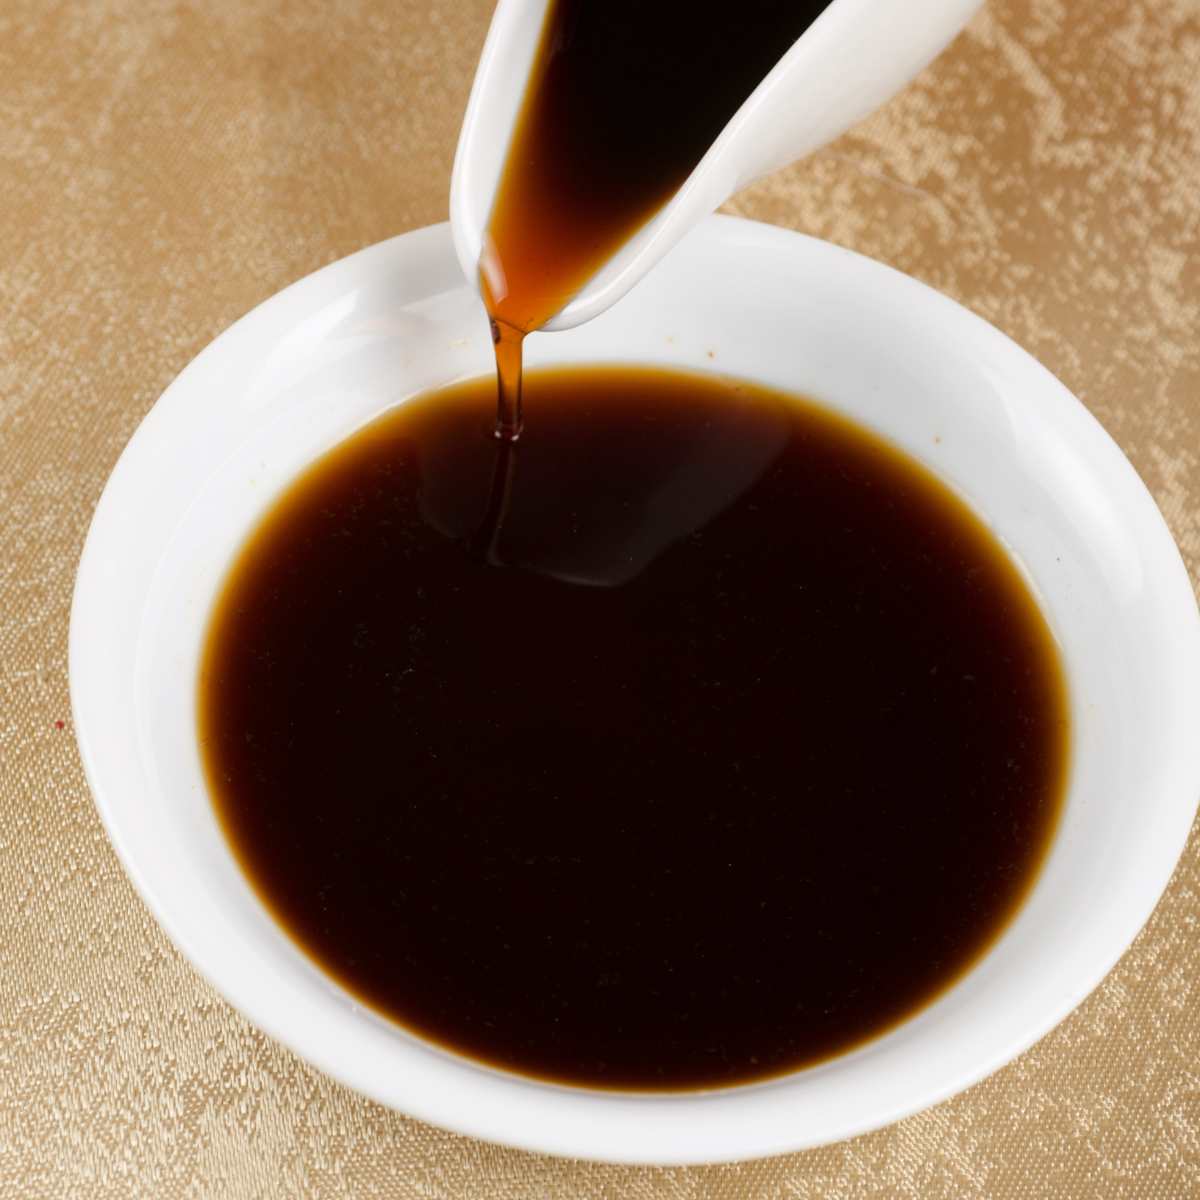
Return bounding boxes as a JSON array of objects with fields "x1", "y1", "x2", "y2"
[{"x1": 450, "y1": 0, "x2": 981, "y2": 333}]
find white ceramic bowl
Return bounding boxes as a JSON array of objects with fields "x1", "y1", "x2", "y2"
[{"x1": 70, "y1": 218, "x2": 1200, "y2": 1164}]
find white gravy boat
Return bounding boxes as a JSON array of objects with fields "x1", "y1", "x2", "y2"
[{"x1": 451, "y1": 0, "x2": 982, "y2": 331}]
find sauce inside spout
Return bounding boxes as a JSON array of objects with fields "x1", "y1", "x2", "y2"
[{"x1": 480, "y1": 0, "x2": 835, "y2": 437}]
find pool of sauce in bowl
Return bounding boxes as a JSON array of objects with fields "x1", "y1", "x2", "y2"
[{"x1": 199, "y1": 365, "x2": 1069, "y2": 1091}]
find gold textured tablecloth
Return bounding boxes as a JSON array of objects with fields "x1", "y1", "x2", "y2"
[{"x1": 2, "y1": 1, "x2": 1198, "y2": 1195}]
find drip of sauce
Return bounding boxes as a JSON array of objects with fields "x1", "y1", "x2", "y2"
[
  {"x1": 200, "y1": 366, "x2": 1069, "y2": 1091},
  {"x1": 487, "y1": 312, "x2": 525, "y2": 442},
  {"x1": 480, "y1": 0, "x2": 834, "y2": 438}
]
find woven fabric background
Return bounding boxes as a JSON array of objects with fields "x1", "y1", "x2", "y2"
[{"x1": 1, "y1": 1, "x2": 1197, "y2": 1195}]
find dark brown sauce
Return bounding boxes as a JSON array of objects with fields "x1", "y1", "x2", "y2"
[
  {"x1": 200, "y1": 366, "x2": 1069, "y2": 1091},
  {"x1": 481, "y1": 0, "x2": 833, "y2": 438}
]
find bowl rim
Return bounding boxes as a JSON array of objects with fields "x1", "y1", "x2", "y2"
[{"x1": 70, "y1": 217, "x2": 1200, "y2": 1163}]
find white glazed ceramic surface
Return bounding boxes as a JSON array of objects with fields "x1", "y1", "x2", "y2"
[
  {"x1": 450, "y1": 0, "x2": 982, "y2": 330},
  {"x1": 70, "y1": 219, "x2": 1200, "y2": 1164}
]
